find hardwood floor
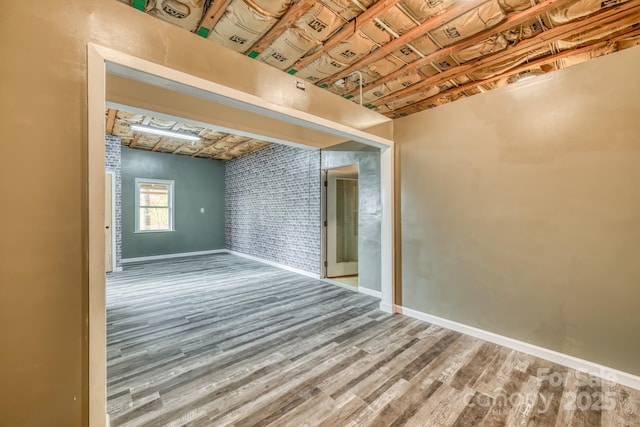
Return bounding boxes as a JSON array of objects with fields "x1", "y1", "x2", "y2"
[{"x1": 107, "y1": 254, "x2": 639, "y2": 426}]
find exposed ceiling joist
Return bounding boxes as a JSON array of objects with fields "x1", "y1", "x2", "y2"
[
  {"x1": 316, "y1": 0, "x2": 488, "y2": 87},
  {"x1": 227, "y1": 138, "x2": 254, "y2": 152},
  {"x1": 197, "y1": 0, "x2": 234, "y2": 35},
  {"x1": 392, "y1": 38, "x2": 618, "y2": 116},
  {"x1": 151, "y1": 138, "x2": 168, "y2": 151},
  {"x1": 128, "y1": 0, "x2": 640, "y2": 115},
  {"x1": 344, "y1": 0, "x2": 577, "y2": 97},
  {"x1": 288, "y1": 0, "x2": 404, "y2": 72},
  {"x1": 129, "y1": 134, "x2": 142, "y2": 149},
  {"x1": 373, "y1": 1, "x2": 640, "y2": 107},
  {"x1": 152, "y1": 123, "x2": 182, "y2": 151},
  {"x1": 106, "y1": 108, "x2": 117, "y2": 134},
  {"x1": 191, "y1": 134, "x2": 234, "y2": 157},
  {"x1": 248, "y1": 0, "x2": 317, "y2": 56}
]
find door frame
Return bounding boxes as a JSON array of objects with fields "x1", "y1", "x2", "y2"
[
  {"x1": 105, "y1": 171, "x2": 116, "y2": 273},
  {"x1": 323, "y1": 165, "x2": 359, "y2": 280},
  {"x1": 87, "y1": 43, "x2": 394, "y2": 427}
]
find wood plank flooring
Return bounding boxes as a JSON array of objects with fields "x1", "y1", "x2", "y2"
[{"x1": 107, "y1": 254, "x2": 640, "y2": 426}]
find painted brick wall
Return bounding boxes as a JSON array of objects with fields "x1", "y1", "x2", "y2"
[
  {"x1": 105, "y1": 135, "x2": 122, "y2": 270},
  {"x1": 225, "y1": 144, "x2": 321, "y2": 274}
]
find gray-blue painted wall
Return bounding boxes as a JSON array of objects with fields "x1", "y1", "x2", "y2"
[
  {"x1": 322, "y1": 149, "x2": 382, "y2": 292},
  {"x1": 121, "y1": 148, "x2": 225, "y2": 259}
]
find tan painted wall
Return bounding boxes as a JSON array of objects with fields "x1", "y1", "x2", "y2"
[
  {"x1": 106, "y1": 75, "x2": 349, "y2": 148},
  {"x1": 0, "y1": 0, "x2": 390, "y2": 425},
  {"x1": 394, "y1": 46, "x2": 640, "y2": 376}
]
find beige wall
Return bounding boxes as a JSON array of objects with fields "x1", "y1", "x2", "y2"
[
  {"x1": 0, "y1": 0, "x2": 390, "y2": 425},
  {"x1": 394, "y1": 46, "x2": 640, "y2": 376},
  {"x1": 106, "y1": 75, "x2": 349, "y2": 148}
]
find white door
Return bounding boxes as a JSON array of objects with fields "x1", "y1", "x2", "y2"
[
  {"x1": 105, "y1": 172, "x2": 114, "y2": 273},
  {"x1": 326, "y1": 167, "x2": 358, "y2": 277}
]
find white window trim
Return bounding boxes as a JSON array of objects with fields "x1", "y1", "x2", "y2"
[{"x1": 135, "y1": 178, "x2": 175, "y2": 233}]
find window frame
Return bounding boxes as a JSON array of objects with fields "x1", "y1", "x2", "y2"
[{"x1": 134, "y1": 178, "x2": 175, "y2": 233}]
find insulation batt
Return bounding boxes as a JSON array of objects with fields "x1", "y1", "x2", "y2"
[
  {"x1": 453, "y1": 35, "x2": 509, "y2": 62},
  {"x1": 147, "y1": 0, "x2": 207, "y2": 31},
  {"x1": 295, "y1": 3, "x2": 346, "y2": 42},
  {"x1": 320, "y1": 0, "x2": 376, "y2": 21},
  {"x1": 400, "y1": 0, "x2": 457, "y2": 23},
  {"x1": 430, "y1": 0, "x2": 506, "y2": 47},
  {"x1": 207, "y1": 0, "x2": 277, "y2": 52},
  {"x1": 260, "y1": 28, "x2": 320, "y2": 69},
  {"x1": 295, "y1": 55, "x2": 347, "y2": 82},
  {"x1": 548, "y1": 0, "x2": 630, "y2": 25},
  {"x1": 359, "y1": 56, "x2": 407, "y2": 81},
  {"x1": 327, "y1": 31, "x2": 379, "y2": 65}
]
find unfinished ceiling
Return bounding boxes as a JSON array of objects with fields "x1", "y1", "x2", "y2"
[
  {"x1": 116, "y1": 0, "x2": 640, "y2": 117},
  {"x1": 106, "y1": 108, "x2": 271, "y2": 160}
]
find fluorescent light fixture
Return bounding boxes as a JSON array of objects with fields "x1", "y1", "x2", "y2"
[{"x1": 130, "y1": 124, "x2": 200, "y2": 141}]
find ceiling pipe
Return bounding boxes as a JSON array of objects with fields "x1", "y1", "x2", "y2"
[{"x1": 351, "y1": 70, "x2": 364, "y2": 106}]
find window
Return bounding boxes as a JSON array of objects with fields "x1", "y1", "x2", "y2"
[{"x1": 135, "y1": 178, "x2": 174, "y2": 232}]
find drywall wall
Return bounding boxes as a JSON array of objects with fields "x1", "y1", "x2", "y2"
[
  {"x1": 106, "y1": 74, "x2": 351, "y2": 149},
  {"x1": 225, "y1": 144, "x2": 321, "y2": 273},
  {"x1": 121, "y1": 148, "x2": 225, "y2": 258},
  {"x1": 322, "y1": 147, "x2": 382, "y2": 292},
  {"x1": 394, "y1": 46, "x2": 640, "y2": 376},
  {"x1": 0, "y1": 1, "x2": 391, "y2": 424}
]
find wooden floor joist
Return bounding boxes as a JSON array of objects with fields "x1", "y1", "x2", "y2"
[
  {"x1": 393, "y1": 25, "x2": 640, "y2": 116},
  {"x1": 343, "y1": 0, "x2": 577, "y2": 98},
  {"x1": 129, "y1": 134, "x2": 141, "y2": 149},
  {"x1": 373, "y1": 1, "x2": 640, "y2": 108},
  {"x1": 316, "y1": 0, "x2": 489, "y2": 87},
  {"x1": 287, "y1": 0, "x2": 405, "y2": 73},
  {"x1": 247, "y1": 0, "x2": 316, "y2": 56},
  {"x1": 392, "y1": 40, "x2": 613, "y2": 116},
  {"x1": 196, "y1": 0, "x2": 234, "y2": 36},
  {"x1": 151, "y1": 137, "x2": 168, "y2": 151},
  {"x1": 106, "y1": 108, "x2": 117, "y2": 135}
]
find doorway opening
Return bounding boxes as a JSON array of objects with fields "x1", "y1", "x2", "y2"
[
  {"x1": 325, "y1": 164, "x2": 359, "y2": 288},
  {"x1": 88, "y1": 44, "x2": 394, "y2": 426}
]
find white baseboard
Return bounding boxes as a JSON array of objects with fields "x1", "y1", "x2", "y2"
[
  {"x1": 379, "y1": 302, "x2": 393, "y2": 314},
  {"x1": 226, "y1": 250, "x2": 320, "y2": 279},
  {"x1": 394, "y1": 305, "x2": 640, "y2": 391},
  {"x1": 358, "y1": 287, "x2": 382, "y2": 299},
  {"x1": 121, "y1": 249, "x2": 226, "y2": 264},
  {"x1": 321, "y1": 278, "x2": 359, "y2": 292}
]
